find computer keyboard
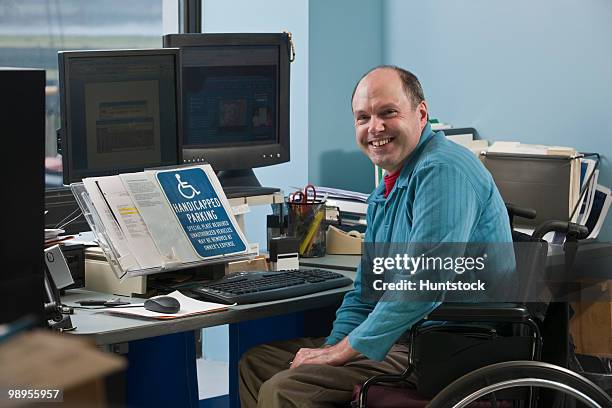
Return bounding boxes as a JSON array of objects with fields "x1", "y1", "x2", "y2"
[
  {"x1": 187, "y1": 268, "x2": 353, "y2": 305},
  {"x1": 222, "y1": 186, "x2": 280, "y2": 198}
]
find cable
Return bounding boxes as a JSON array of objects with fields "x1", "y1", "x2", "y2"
[
  {"x1": 53, "y1": 207, "x2": 80, "y2": 229},
  {"x1": 56, "y1": 211, "x2": 84, "y2": 230}
]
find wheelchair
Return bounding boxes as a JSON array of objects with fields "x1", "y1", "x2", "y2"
[{"x1": 353, "y1": 205, "x2": 612, "y2": 408}]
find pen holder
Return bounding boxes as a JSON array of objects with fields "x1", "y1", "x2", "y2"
[{"x1": 287, "y1": 199, "x2": 327, "y2": 257}]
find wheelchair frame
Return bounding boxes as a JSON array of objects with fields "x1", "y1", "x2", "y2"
[{"x1": 356, "y1": 207, "x2": 611, "y2": 408}]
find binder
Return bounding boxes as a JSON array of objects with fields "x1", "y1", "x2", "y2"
[{"x1": 480, "y1": 152, "x2": 581, "y2": 228}]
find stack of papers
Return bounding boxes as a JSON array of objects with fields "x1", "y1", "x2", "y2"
[
  {"x1": 299, "y1": 186, "x2": 369, "y2": 226},
  {"x1": 444, "y1": 132, "x2": 488, "y2": 156},
  {"x1": 296, "y1": 186, "x2": 369, "y2": 202},
  {"x1": 487, "y1": 141, "x2": 578, "y2": 157},
  {"x1": 107, "y1": 291, "x2": 230, "y2": 320}
]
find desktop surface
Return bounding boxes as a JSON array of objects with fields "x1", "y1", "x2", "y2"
[
  {"x1": 61, "y1": 244, "x2": 612, "y2": 345},
  {"x1": 62, "y1": 265, "x2": 355, "y2": 345}
]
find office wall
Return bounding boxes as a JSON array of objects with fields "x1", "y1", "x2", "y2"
[
  {"x1": 383, "y1": 0, "x2": 612, "y2": 240},
  {"x1": 308, "y1": 0, "x2": 382, "y2": 193}
]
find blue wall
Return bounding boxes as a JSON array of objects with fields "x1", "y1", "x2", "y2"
[
  {"x1": 308, "y1": 0, "x2": 382, "y2": 193},
  {"x1": 382, "y1": 0, "x2": 612, "y2": 239},
  {"x1": 202, "y1": 0, "x2": 612, "y2": 238}
]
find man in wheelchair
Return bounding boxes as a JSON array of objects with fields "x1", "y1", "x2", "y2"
[{"x1": 238, "y1": 66, "x2": 610, "y2": 407}]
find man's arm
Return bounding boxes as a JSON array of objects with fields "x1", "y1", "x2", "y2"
[
  {"x1": 324, "y1": 202, "x2": 378, "y2": 346},
  {"x1": 324, "y1": 269, "x2": 376, "y2": 346}
]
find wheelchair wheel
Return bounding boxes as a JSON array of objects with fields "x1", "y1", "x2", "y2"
[{"x1": 428, "y1": 361, "x2": 612, "y2": 408}]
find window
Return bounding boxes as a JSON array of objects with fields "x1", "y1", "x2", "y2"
[{"x1": 0, "y1": 0, "x2": 177, "y2": 187}]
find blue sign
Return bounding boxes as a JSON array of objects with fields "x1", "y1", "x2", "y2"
[{"x1": 156, "y1": 167, "x2": 247, "y2": 258}]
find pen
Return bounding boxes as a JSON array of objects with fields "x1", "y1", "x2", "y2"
[{"x1": 299, "y1": 210, "x2": 325, "y2": 255}]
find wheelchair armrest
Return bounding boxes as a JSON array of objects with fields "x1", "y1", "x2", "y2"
[
  {"x1": 426, "y1": 303, "x2": 531, "y2": 323},
  {"x1": 532, "y1": 220, "x2": 589, "y2": 240}
]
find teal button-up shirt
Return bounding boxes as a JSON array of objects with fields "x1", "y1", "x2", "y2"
[{"x1": 325, "y1": 123, "x2": 513, "y2": 360}]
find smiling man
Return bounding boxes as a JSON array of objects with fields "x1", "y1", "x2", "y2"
[
  {"x1": 238, "y1": 66, "x2": 513, "y2": 407},
  {"x1": 353, "y1": 66, "x2": 427, "y2": 175}
]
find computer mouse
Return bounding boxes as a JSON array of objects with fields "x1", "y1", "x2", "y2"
[{"x1": 144, "y1": 296, "x2": 181, "y2": 314}]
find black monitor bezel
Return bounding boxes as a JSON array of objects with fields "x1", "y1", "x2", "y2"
[
  {"x1": 59, "y1": 48, "x2": 183, "y2": 185},
  {"x1": 163, "y1": 33, "x2": 290, "y2": 171}
]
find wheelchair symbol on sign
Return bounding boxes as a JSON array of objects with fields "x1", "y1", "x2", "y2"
[{"x1": 175, "y1": 174, "x2": 201, "y2": 199}]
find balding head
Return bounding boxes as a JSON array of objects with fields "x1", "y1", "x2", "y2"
[{"x1": 351, "y1": 65, "x2": 425, "y2": 111}]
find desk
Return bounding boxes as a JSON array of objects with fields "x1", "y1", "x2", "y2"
[
  {"x1": 65, "y1": 268, "x2": 355, "y2": 346},
  {"x1": 63, "y1": 245, "x2": 612, "y2": 407},
  {"x1": 62, "y1": 260, "x2": 357, "y2": 407}
]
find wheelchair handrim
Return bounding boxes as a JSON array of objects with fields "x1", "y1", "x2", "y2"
[{"x1": 452, "y1": 377, "x2": 602, "y2": 408}]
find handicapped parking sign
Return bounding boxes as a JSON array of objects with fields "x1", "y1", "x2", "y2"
[{"x1": 156, "y1": 167, "x2": 246, "y2": 258}]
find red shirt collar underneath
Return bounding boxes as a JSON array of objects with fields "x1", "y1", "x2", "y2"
[{"x1": 383, "y1": 169, "x2": 402, "y2": 198}]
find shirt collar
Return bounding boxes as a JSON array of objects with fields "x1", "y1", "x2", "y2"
[{"x1": 396, "y1": 121, "x2": 435, "y2": 187}]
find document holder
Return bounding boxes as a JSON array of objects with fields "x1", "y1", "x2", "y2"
[
  {"x1": 480, "y1": 152, "x2": 582, "y2": 228},
  {"x1": 71, "y1": 182, "x2": 256, "y2": 280}
]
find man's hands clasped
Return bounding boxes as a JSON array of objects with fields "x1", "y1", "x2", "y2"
[{"x1": 290, "y1": 337, "x2": 358, "y2": 369}]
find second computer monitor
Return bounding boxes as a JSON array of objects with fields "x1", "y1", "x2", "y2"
[
  {"x1": 163, "y1": 33, "x2": 290, "y2": 192},
  {"x1": 59, "y1": 48, "x2": 181, "y2": 184}
]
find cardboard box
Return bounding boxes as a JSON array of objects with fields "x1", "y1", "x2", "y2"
[
  {"x1": 0, "y1": 330, "x2": 125, "y2": 407},
  {"x1": 226, "y1": 255, "x2": 268, "y2": 274},
  {"x1": 570, "y1": 282, "x2": 612, "y2": 358}
]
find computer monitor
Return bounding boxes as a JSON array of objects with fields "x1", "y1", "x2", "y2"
[
  {"x1": 1, "y1": 68, "x2": 45, "y2": 325},
  {"x1": 58, "y1": 48, "x2": 181, "y2": 184},
  {"x1": 162, "y1": 33, "x2": 290, "y2": 195}
]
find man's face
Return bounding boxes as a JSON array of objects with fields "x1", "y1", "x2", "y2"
[{"x1": 352, "y1": 69, "x2": 428, "y2": 173}]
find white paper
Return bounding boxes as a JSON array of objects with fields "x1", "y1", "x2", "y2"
[
  {"x1": 107, "y1": 291, "x2": 230, "y2": 319},
  {"x1": 487, "y1": 141, "x2": 577, "y2": 157},
  {"x1": 446, "y1": 134, "x2": 473, "y2": 144},
  {"x1": 96, "y1": 176, "x2": 163, "y2": 269},
  {"x1": 83, "y1": 177, "x2": 138, "y2": 271},
  {"x1": 587, "y1": 185, "x2": 612, "y2": 239},
  {"x1": 579, "y1": 169, "x2": 599, "y2": 225},
  {"x1": 120, "y1": 172, "x2": 201, "y2": 264},
  {"x1": 301, "y1": 186, "x2": 369, "y2": 202}
]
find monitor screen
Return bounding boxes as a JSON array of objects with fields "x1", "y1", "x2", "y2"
[
  {"x1": 59, "y1": 49, "x2": 181, "y2": 184},
  {"x1": 163, "y1": 34, "x2": 290, "y2": 184},
  {"x1": 182, "y1": 46, "x2": 278, "y2": 148}
]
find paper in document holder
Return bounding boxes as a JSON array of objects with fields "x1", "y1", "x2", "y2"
[{"x1": 70, "y1": 165, "x2": 256, "y2": 280}]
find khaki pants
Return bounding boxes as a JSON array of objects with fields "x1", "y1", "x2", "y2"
[{"x1": 238, "y1": 337, "x2": 410, "y2": 408}]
